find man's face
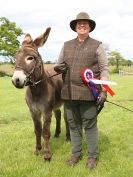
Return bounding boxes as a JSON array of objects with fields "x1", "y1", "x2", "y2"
[{"x1": 75, "y1": 20, "x2": 90, "y2": 35}]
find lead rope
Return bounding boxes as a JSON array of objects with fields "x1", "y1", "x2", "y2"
[
  {"x1": 106, "y1": 100, "x2": 133, "y2": 113},
  {"x1": 33, "y1": 72, "x2": 62, "y2": 85}
]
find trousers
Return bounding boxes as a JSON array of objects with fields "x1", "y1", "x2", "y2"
[{"x1": 64, "y1": 100, "x2": 98, "y2": 158}]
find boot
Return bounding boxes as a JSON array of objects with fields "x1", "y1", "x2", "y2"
[
  {"x1": 86, "y1": 157, "x2": 97, "y2": 169},
  {"x1": 67, "y1": 155, "x2": 81, "y2": 166}
]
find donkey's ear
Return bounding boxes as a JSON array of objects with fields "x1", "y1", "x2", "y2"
[
  {"x1": 33, "y1": 27, "x2": 51, "y2": 48},
  {"x1": 22, "y1": 34, "x2": 33, "y2": 46}
]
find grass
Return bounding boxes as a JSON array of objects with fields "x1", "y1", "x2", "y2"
[
  {"x1": 0, "y1": 75, "x2": 133, "y2": 177},
  {"x1": 0, "y1": 64, "x2": 15, "y2": 76}
]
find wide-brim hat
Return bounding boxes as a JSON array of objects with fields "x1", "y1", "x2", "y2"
[{"x1": 70, "y1": 12, "x2": 96, "y2": 32}]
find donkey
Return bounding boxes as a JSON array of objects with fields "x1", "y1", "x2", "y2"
[{"x1": 12, "y1": 27, "x2": 70, "y2": 161}]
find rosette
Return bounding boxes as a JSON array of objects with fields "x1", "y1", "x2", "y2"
[{"x1": 81, "y1": 68, "x2": 116, "y2": 98}]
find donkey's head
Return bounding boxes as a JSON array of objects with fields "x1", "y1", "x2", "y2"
[{"x1": 12, "y1": 27, "x2": 51, "y2": 88}]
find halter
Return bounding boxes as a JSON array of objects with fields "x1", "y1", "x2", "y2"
[
  {"x1": 15, "y1": 52, "x2": 43, "y2": 87},
  {"x1": 15, "y1": 45, "x2": 63, "y2": 86},
  {"x1": 14, "y1": 45, "x2": 45, "y2": 86}
]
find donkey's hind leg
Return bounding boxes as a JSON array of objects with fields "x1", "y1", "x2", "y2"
[{"x1": 54, "y1": 109, "x2": 61, "y2": 138}]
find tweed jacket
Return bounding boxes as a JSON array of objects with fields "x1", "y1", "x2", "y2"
[{"x1": 60, "y1": 36, "x2": 102, "y2": 100}]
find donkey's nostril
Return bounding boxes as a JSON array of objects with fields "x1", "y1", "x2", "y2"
[{"x1": 16, "y1": 78, "x2": 20, "y2": 85}]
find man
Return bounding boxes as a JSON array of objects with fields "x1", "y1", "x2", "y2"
[{"x1": 54, "y1": 12, "x2": 108, "y2": 169}]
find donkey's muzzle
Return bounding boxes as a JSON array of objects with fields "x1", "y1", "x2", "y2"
[{"x1": 12, "y1": 78, "x2": 25, "y2": 89}]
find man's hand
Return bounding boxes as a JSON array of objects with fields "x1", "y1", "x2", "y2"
[
  {"x1": 54, "y1": 62, "x2": 68, "y2": 74},
  {"x1": 97, "y1": 91, "x2": 107, "y2": 106}
]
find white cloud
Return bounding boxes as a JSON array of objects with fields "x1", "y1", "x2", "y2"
[{"x1": 1, "y1": 0, "x2": 133, "y2": 61}]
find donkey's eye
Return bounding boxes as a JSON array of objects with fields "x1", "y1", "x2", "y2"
[
  {"x1": 27, "y1": 56, "x2": 34, "y2": 60},
  {"x1": 25, "y1": 56, "x2": 35, "y2": 64}
]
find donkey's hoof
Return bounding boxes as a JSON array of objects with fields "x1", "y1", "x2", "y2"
[
  {"x1": 34, "y1": 149, "x2": 41, "y2": 156},
  {"x1": 54, "y1": 134, "x2": 59, "y2": 138},
  {"x1": 44, "y1": 154, "x2": 52, "y2": 161},
  {"x1": 66, "y1": 137, "x2": 71, "y2": 142}
]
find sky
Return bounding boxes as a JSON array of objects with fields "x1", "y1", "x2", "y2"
[{"x1": 0, "y1": 0, "x2": 133, "y2": 62}]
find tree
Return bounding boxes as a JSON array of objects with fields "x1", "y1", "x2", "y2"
[
  {"x1": 108, "y1": 51, "x2": 125, "y2": 68},
  {"x1": 0, "y1": 17, "x2": 23, "y2": 63},
  {"x1": 126, "y1": 60, "x2": 132, "y2": 66},
  {"x1": 108, "y1": 51, "x2": 133, "y2": 67},
  {"x1": 45, "y1": 61, "x2": 52, "y2": 64}
]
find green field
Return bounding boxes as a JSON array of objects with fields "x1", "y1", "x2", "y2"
[{"x1": 0, "y1": 75, "x2": 133, "y2": 177}]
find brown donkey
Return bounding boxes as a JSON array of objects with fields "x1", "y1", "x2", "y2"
[{"x1": 12, "y1": 28, "x2": 70, "y2": 161}]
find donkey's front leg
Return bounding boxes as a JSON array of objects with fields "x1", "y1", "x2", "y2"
[
  {"x1": 42, "y1": 113, "x2": 52, "y2": 161},
  {"x1": 31, "y1": 111, "x2": 42, "y2": 155}
]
